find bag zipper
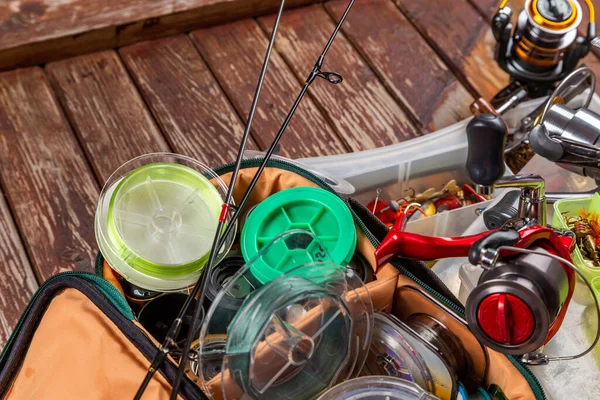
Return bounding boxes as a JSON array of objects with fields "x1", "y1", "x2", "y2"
[
  {"x1": 214, "y1": 158, "x2": 546, "y2": 400},
  {"x1": 0, "y1": 271, "x2": 133, "y2": 366}
]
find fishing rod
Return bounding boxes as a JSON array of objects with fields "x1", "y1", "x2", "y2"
[
  {"x1": 168, "y1": 0, "x2": 355, "y2": 395},
  {"x1": 168, "y1": 1, "x2": 355, "y2": 395},
  {"x1": 132, "y1": 1, "x2": 286, "y2": 399},
  {"x1": 136, "y1": 0, "x2": 356, "y2": 397}
]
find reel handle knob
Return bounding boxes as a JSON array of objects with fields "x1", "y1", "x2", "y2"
[{"x1": 466, "y1": 114, "x2": 507, "y2": 194}]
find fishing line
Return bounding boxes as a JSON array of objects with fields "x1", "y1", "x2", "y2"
[{"x1": 224, "y1": 275, "x2": 351, "y2": 399}]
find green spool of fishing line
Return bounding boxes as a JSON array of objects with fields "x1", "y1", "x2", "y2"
[
  {"x1": 241, "y1": 186, "x2": 357, "y2": 284},
  {"x1": 95, "y1": 153, "x2": 235, "y2": 292}
]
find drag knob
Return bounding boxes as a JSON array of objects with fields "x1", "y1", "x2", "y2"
[
  {"x1": 466, "y1": 114, "x2": 507, "y2": 191},
  {"x1": 477, "y1": 293, "x2": 535, "y2": 345}
]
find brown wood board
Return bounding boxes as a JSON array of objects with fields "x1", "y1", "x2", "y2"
[
  {"x1": 395, "y1": 0, "x2": 510, "y2": 101},
  {"x1": 0, "y1": 67, "x2": 99, "y2": 281},
  {"x1": 0, "y1": 0, "x2": 323, "y2": 72},
  {"x1": 258, "y1": 4, "x2": 421, "y2": 151},
  {"x1": 0, "y1": 193, "x2": 37, "y2": 347},
  {"x1": 190, "y1": 20, "x2": 348, "y2": 158},
  {"x1": 325, "y1": 0, "x2": 474, "y2": 131},
  {"x1": 121, "y1": 35, "x2": 258, "y2": 166},
  {"x1": 46, "y1": 50, "x2": 170, "y2": 185}
]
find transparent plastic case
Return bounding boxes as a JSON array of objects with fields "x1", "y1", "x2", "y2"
[{"x1": 197, "y1": 230, "x2": 373, "y2": 400}]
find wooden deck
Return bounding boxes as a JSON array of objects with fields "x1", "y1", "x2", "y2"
[{"x1": 1, "y1": 0, "x2": 600, "y2": 346}]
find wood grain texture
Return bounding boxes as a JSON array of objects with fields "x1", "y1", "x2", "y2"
[
  {"x1": 0, "y1": 0, "x2": 322, "y2": 72},
  {"x1": 258, "y1": 5, "x2": 420, "y2": 151},
  {"x1": 469, "y1": 0, "x2": 499, "y2": 18},
  {"x1": 190, "y1": 20, "x2": 348, "y2": 158},
  {"x1": 0, "y1": 193, "x2": 37, "y2": 348},
  {"x1": 396, "y1": 0, "x2": 510, "y2": 100},
  {"x1": 120, "y1": 35, "x2": 256, "y2": 166},
  {"x1": 0, "y1": 67, "x2": 98, "y2": 280},
  {"x1": 325, "y1": 0, "x2": 473, "y2": 131},
  {"x1": 46, "y1": 50, "x2": 170, "y2": 185}
]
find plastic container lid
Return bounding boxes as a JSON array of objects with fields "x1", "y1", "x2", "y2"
[
  {"x1": 241, "y1": 187, "x2": 356, "y2": 284},
  {"x1": 316, "y1": 376, "x2": 440, "y2": 400},
  {"x1": 95, "y1": 153, "x2": 235, "y2": 292}
]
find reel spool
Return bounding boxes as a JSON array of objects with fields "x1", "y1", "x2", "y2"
[
  {"x1": 138, "y1": 292, "x2": 204, "y2": 350},
  {"x1": 316, "y1": 376, "x2": 440, "y2": 400},
  {"x1": 492, "y1": 0, "x2": 596, "y2": 99},
  {"x1": 466, "y1": 245, "x2": 571, "y2": 355},
  {"x1": 346, "y1": 251, "x2": 375, "y2": 283},
  {"x1": 186, "y1": 335, "x2": 227, "y2": 384},
  {"x1": 394, "y1": 286, "x2": 488, "y2": 391},
  {"x1": 115, "y1": 274, "x2": 161, "y2": 309},
  {"x1": 204, "y1": 253, "x2": 252, "y2": 331},
  {"x1": 241, "y1": 187, "x2": 357, "y2": 285},
  {"x1": 196, "y1": 230, "x2": 373, "y2": 400},
  {"x1": 362, "y1": 312, "x2": 454, "y2": 399},
  {"x1": 95, "y1": 153, "x2": 235, "y2": 292}
]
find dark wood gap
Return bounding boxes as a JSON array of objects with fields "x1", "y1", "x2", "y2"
[
  {"x1": 321, "y1": 2, "x2": 425, "y2": 133},
  {"x1": 191, "y1": 18, "x2": 348, "y2": 157},
  {"x1": 185, "y1": 32, "x2": 263, "y2": 154},
  {"x1": 257, "y1": 5, "x2": 420, "y2": 151},
  {"x1": 393, "y1": 0, "x2": 484, "y2": 99},
  {"x1": 254, "y1": 15, "x2": 355, "y2": 154},
  {"x1": 115, "y1": 50, "x2": 176, "y2": 155}
]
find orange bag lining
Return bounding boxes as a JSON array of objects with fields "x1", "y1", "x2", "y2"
[
  {"x1": 5, "y1": 288, "x2": 185, "y2": 400},
  {"x1": 19, "y1": 166, "x2": 533, "y2": 399}
]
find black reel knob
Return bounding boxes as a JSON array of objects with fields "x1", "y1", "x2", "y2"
[{"x1": 466, "y1": 114, "x2": 508, "y2": 190}]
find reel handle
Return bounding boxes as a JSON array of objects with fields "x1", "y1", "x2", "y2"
[{"x1": 466, "y1": 114, "x2": 507, "y2": 195}]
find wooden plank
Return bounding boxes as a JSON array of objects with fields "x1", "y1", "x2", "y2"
[
  {"x1": 324, "y1": 0, "x2": 473, "y2": 131},
  {"x1": 0, "y1": 67, "x2": 98, "y2": 280},
  {"x1": 258, "y1": 5, "x2": 420, "y2": 151},
  {"x1": 0, "y1": 0, "x2": 322, "y2": 72},
  {"x1": 120, "y1": 35, "x2": 258, "y2": 165},
  {"x1": 0, "y1": 193, "x2": 37, "y2": 347},
  {"x1": 469, "y1": 0, "x2": 499, "y2": 18},
  {"x1": 395, "y1": 0, "x2": 509, "y2": 100},
  {"x1": 190, "y1": 21, "x2": 348, "y2": 157},
  {"x1": 46, "y1": 50, "x2": 170, "y2": 185}
]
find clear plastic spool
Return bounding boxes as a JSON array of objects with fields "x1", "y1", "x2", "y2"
[
  {"x1": 197, "y1": 230, "x2": 373, "y2": 400},
  {"x1": 95, "y1": 153, "x2": 235, "y2": 292},
  {"x1": 362, "y1": 313, "x2": 434, "y2": 391},
  {"x1": 316, "y1": 376, "x2": 440, "y2": 400}
]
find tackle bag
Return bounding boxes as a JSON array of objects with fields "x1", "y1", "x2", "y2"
[{"x1": 0, "y1": 159, "x2": 544, "y2": 399}]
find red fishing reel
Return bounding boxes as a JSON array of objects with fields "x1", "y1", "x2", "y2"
[{"x1": 374, "y1": 212, "x2": 576, "y2": 356}]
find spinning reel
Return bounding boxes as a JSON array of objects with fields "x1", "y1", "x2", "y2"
[
  {"x1": 375, "y1": 113, "x2": 600, "y2": 364},
  {"x1": 529, "y1": 66, "x2": 600, "y2": 182},
  {"x1": 491, "y1": 0, "x2": 597, "y2": 105}
]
